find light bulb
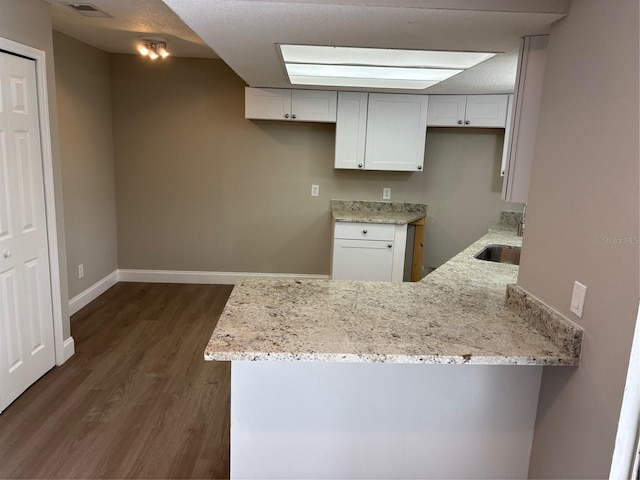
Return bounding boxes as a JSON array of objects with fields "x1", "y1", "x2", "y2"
[
  {"x1": 139, "y1": 45, "x2": 149, "y2": 56},
  {"x1": 158, "y1": 46, "x2": 169, "y2": 58},
  {"x1": 148, "y1": 49, "x2": 159, "y2": 60}
]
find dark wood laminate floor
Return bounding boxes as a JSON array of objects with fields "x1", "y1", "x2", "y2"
[{"x1": 0, "y1": 282, "x2": 233, "y2": 479}]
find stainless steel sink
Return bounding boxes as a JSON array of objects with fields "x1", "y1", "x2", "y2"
[{"x1": 474, "y1": 244, "x2": 521, "y2": 265}]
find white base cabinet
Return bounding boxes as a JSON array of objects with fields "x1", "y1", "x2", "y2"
[
  {"x1": 331, "y1": 222, "x2": 407, "y2": 282},
  {"x1": 230, "y1": 361, "x2": 543, "y2": 479},
  {"x1": 335, "y1": 92, "x2": 428, "y2": 171}
]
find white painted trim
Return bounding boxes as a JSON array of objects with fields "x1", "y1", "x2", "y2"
[
  {"x1": 392, "y1": 224, "x2": 408, "y2": 282},
  {"x1": 0, "y1": 37, "x2": 67, "y2": 366},
  {"x1": 117, "y1": 269, "x2": 330, "y2": 285},
  {"x1": 68, "y1": 270, "x2": 119, "y2": 315},
  {"x1": 62, "y1": 337, "x2": 75, "y2": 363},
  {"x1": 610, "y1": 301, "x2": 640, "y2": 479}
]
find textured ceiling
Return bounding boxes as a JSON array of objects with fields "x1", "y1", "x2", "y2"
[
  {"x1": 47, "y1": 0, "x2": 218, "y2": 58},
  {"x1": 163, "y1": 0, "x2": 567, "y2": 94},
  {"x1": 47, "y1": 0, "x2": 569, "y2": 94}
]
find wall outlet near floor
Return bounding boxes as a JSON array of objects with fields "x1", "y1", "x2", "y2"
[
  {"x1": 311, "y1": 184, "x2": 319, "y2": 197},
  {"x1": 78, "y1": 264, "x2": 84, "y2": 279},
  {"x1": 383, "y1": 187, "x2": 391, "y2": 200},
  {"x1": 570, "y1": 281, "x2": 587, "y2": 317}
]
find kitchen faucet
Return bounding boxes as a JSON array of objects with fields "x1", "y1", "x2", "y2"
[{"x1": 518, "y1": 203, "x2": 527, "y2": 236}]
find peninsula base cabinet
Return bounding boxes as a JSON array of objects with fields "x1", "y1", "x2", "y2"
[
  {"x1": 230, "y1": 362, "x2": 543, "y2": 479},
  {"x1": 331, "y1": 222, "x2": 407, "y2": 282}
]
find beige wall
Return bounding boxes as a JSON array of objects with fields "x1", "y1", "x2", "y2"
[
  {"x1": 0, "y1": 0, "x2": 71, "y2": 339},
  {"x1": 110, "y1": 54, "x2": 515, "y2": 275},
  {"x1": 110, "y1": 55, "x2": 424, "y2": 273},
  {"x1": 423, "y1": 128, "x2": 517, "y2": 269},
  {"x1": 519, "y1": 0, "x2": 639, "y2": 477},
  {"x1": 53, "y1": 32, "x2": 118, "y2": 299}
]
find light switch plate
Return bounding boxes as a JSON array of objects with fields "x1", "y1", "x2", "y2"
[
  {"x1": 383, "y1": 187, "x2": 391, "y2": 200},
  {"x1": 570, "y1": 281, "x2": 587, "y2": 318},
  {"x1": 311, "y1": 184, "x2": 319, "y2": 197}
]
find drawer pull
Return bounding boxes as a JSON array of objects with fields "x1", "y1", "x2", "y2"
[
  {"x1": 387, "y1": 244, "x2": 392, "y2": 248},
  {"x1": 362, "y1": 230, "x2": 368, "y2": 234}
]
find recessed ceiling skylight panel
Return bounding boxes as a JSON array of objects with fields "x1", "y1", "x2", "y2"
[{"x1": 279, "y1": 44, "x2": 497, "y2": 90}]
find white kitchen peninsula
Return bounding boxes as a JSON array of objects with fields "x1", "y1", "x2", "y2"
[{"x1": 206, "y1": 216, "x2": 582, "y2": 479}]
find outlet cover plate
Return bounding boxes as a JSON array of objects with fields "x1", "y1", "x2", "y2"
[{"x1": 570, "y1": 281, "x2": 587, "y2": 318}]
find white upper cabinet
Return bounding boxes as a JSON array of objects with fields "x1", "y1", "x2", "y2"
[
  {"x1": 245, "y1": 87, "x2": 337, "y2": 122},
  {"x1": 335, "y1": 92, "x2": 368, "y2": 170},
  {"x1": 426, "y1": 95, "x2": 467, "y2": 126},
  {"x1": 427, "y1": 94, "x2": 509, "y2": 128},
  {"x1": 502, "y1": 35, "x2": 549, "y2": 203},
  {"x1": 335, "y1": 92, "x2": 428, "y2": 171},
  {"x1": 365, "y1": 94, "x2": 429, "y2": 171},
  {"x1": 500, "y1": 94, "x2": 514, "y2": 176}
]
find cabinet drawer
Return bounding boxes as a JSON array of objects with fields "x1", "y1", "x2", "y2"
[{"x1": 334, "y1": 222, "x2": 395, "y2": 241}]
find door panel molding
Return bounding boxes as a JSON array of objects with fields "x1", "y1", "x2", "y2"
[{"x1": 0, "y1": 37, "x2": 67, "y2": 369}]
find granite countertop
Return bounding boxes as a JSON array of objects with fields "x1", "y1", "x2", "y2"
[
  {"x1": 205, "y1": 214, "x2": 582, "y2": 366},
  {"x1": 330, "y1": 200, "x2": 427, "y2": 224}
]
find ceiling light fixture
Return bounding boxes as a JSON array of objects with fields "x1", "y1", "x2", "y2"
[
  {"x1": 279, "y1": 45, "x2": 498, "y2": 90},
  {"x1": 138, "y1": 38, "x2": 170, "y2": 60}
]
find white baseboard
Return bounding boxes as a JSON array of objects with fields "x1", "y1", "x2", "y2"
[
  {"x1": 68, "y1": 270, "x2": 119, "y2": 315},
  {"x1": 117, "y1": 269, "x2": 330, "y2": 285},
  {"x1": 62, "y1": 336, "x2": 75, "y2": 363}
]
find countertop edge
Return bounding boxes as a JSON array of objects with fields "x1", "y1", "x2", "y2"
[
  {"x1": 204, "y1": 351, "x2": 579, "y2": 366},
  {"x1": 331, "y1": 211, "x2": 426, "y2": 225}
]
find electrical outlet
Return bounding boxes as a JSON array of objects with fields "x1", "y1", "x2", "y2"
[
  {"x1": 311, "y1": 184, "x2": 319, "y2": 197},
  {"x1": 78, "y1": 264, "x2": 84, "y2": 279},
  {"x1": 383, "y1": 187, "x2": 391, "y2": 200},
  {"x1": 570, "y1": 281, "x2": 587, "y2": 318}
]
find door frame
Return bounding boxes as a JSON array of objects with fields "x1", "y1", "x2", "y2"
[{"x1": 0, "y1": 37, "x2": 67, "y2": 366}]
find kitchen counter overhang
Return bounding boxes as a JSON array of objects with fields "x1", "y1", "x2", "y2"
[{"x1": 205, "y1": 224, "x2": 582, "y2": 366}]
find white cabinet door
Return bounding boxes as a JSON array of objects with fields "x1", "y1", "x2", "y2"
[
  {"x1": 245, "y1": 87, "x2": 291, "y2": 120},
  {"x1": 501, "y1": 95, "x2": 514, "y2": 176},
  {"x1": 291, "y1": 90, "x2": 337, "y2": 122},
  {"x1": 335, "y1": 92, "x2": 368, "y2": 169},
  {"x1": 0, "y1": 52, "x2": 56, "y2": 411},
  {"x1": 365, "y1": 94, "x2": 428, "y2": 171},
  {"x1": 502, "y1": 35, "x2": 549, "y2": 203},
  {"x1": 426, "y1": 95, "x2": 467, "y2": 126},
  {"x1": 465, "y1": 95, "x2": 509, "y2": 128},
  {"x1": 427, "y1": 95, "x2": 508, "y2": 128},
  {"x1": 245, "y1": 87, "x2": 337, "y2": 122},
  {"x1": 331, "y1": 239, "x2": 394, "y2": 281}
]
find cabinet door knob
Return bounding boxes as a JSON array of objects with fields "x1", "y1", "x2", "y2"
[
  {"x1": 3, "y1": 250, "x2": 11, "y2": 258},
  {"x1": 417, "y1": 165, "x2": 422, "y2": 170},
  {"x1": 465, "y1": 120, "x2": 470, "y2": 125},
  {"x1": 284, "y1": 113, "x2": 290, "y2": 119},
  {"x1": 387, "y1": 244, "x2": 393, "y2": 248},
  {"x1": 362, "y1": 230, "x2": 368, "y2": 234},
  {"x1": 358, "y1": 163, "x2": 363, "y2": 168},
  {"x1": 292, "y1": 114, "x2": 297, "y2": 119},
  {"x1": 457, "y1": 120, "x2": 464, "y2": 125}
]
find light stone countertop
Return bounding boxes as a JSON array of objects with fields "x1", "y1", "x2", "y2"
[
  {"x1": 330, "y1": 199, "x2": 427, "y2": 224},
  {"x1": 205, "y1": 221, "x2": 581, "y2": 366}
]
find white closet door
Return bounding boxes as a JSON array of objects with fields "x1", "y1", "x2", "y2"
[{"x1": 0, "y1": 51, "x2": 55, "y2": 412}]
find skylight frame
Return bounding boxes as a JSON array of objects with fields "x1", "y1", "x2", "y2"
[{"x1": 278, "y1": 44, "x2": 499, "y2": 90}]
